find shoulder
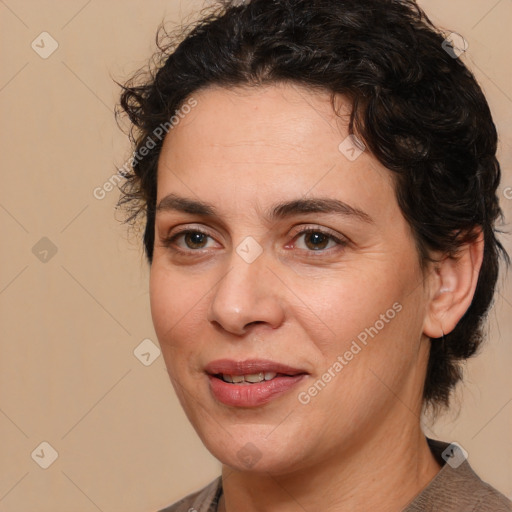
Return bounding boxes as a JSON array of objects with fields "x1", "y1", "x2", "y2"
[
  {"x1": 156, "y1": 477, "x2": 222, "y2": 512},
  {"x1": 405, "y1": 439, "x2": 512, "y2": 511}
]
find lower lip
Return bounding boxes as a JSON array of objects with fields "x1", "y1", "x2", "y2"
[{"x1": 208, "y1": 374, "x2": 307, "y2": 407}]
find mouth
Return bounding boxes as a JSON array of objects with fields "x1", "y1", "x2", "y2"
[
  {"x1": 205, "y1": 359, "x2": 307, "y2": 380},
  {"x1": 215, "y1": 372, "x2": 281, "y2": 384},
  {"x1": 204, "y1": 359, "x2": 308, "y2": 407}
]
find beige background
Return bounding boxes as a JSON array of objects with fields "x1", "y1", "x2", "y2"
[{"x1": 0, "y1": 1, "x2": 511, "y2": 511}]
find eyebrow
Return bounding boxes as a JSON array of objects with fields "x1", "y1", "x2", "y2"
[{"x1": 155, "y1": 193, "x2": 374, "y2": 224}]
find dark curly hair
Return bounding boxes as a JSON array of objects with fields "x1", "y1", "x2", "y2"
[{"x1": 116, "y1": 0, "x2": 509, "y2": 409}]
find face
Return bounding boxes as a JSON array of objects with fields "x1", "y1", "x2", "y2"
[{"x1": 150, "y1": 83, "x2": 434, "y2": 475}]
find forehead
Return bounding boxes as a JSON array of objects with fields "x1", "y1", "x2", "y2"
[
  {"x1": 162, "y1": 83, "x2": 347, "y2": 165},
  {"x1": 156, "y1": 83, "x2": 396, "y2": 221}
]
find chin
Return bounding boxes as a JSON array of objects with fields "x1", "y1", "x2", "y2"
[{"x1": 197, "y1": 425, "x2": 306, "y2": 474}]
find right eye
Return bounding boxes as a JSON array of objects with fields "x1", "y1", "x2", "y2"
[{"x1": 161, "y1": 229, "x2": 219, "y2": 252}]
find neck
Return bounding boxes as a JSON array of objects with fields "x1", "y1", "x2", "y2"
[{"x1": 219, "y1": 424, "x2": 441, "y2": 512}]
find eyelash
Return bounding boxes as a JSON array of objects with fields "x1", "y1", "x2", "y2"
[{"x1": 160, "y1": 226, "x2": 348, "y2": 257}]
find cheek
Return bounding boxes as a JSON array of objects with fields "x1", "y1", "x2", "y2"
[
  {"x1": 149, "y1": 265, "x2": 210, "y2": 373},
  {"x1": 295, "y1": 269, "x2": 405, "y2": 355},
  {"x1": 149, "y1": 267, "x2": 192, "y2": 351},
  {"x1": 149, "y1": 268, "x2": 170, "y2": 339}
]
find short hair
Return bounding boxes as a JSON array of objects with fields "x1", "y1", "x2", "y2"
[{"x1": 116, "y1": 0, "x2": 509, "y2": 410}]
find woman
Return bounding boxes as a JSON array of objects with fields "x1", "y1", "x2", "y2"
[{"x1": 117, "y1": 0, "x2": 511, "y2": 510}]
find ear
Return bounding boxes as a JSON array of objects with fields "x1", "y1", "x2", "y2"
[{"x1": 423, "y1": 230, "x2": 484, "y2": 338}]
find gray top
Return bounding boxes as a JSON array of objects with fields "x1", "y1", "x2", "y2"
[{"x1": 158, "y1": 439, "x2": 512, "y2": 512}]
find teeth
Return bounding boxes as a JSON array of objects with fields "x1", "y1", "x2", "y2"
[
  {"x1": 221, "y1": 372, "x2": 278, "y2": 383},
  {"x1": 245, "y1": 373, "x2": 265, "y2": 383}
]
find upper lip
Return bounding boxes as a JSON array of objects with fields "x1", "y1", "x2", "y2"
[{"x1": 205, "y1": 359, "x2": 307, "y2": 376}]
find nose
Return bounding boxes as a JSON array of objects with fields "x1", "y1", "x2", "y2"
[{"x1": 207, "y1": 249, "x2": 286, "y2": 336}]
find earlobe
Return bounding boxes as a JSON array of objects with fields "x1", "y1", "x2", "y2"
[{"x1": 423, "y1": 230, "x2": 484, "y2": 339}]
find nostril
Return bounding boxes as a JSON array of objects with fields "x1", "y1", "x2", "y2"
[{"x1": 246, "y1": 321, "x2": 264, "y2": 328}]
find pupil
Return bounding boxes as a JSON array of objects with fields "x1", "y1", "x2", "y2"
[
  {"x1": 307, "y1": 232, "x2": 327, "y2": 250},
  {"x1": 186, "y1": 233, "x2": 206, "y2": 248}
]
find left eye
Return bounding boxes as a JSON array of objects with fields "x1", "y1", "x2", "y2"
[{"x1": 292, "y1": 228, "x2": 346, "y2": 251}]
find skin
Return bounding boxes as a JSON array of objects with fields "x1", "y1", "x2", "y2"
[{"x1": 149, "y1": 83, "x2": 484, "y2": 511}]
